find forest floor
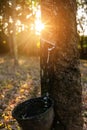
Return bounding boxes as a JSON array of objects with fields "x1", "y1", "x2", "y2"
[{"x1": 0, "y1": 55, "x2": 87, "y2": 130}]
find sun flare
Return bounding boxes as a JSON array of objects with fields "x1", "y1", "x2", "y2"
[
  {"x1": 30, "y1": 5, "x2": 45, "y2": 35},
  {"x1": 35, "y1": 19, "x2": 44, "y2": 35}
]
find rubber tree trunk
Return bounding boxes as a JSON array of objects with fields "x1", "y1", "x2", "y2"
[{"x1": 40, "y1": 0, "x2": 83, "y2": 130}]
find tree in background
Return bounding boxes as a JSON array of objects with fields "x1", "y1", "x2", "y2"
[
  {"x1": 0, "y1": 0, "x2": 40, "y2": 64},
  {"x1": 41, "y1": 0, "x2": 83, "y2": 130},
  {"x1": 77, "y1": 0, "x2": 87, "y2": 57}
]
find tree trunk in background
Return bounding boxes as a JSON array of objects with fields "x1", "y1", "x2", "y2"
[
  {"x1": 41, "y1": 0, "x2": 83, "y2": 130},
  {"x1": 8, "y1": 22, "x2": 13, "y2": 55},
  {"x1": 12, "y1": 0, "x2": 18, "y2": 65}
]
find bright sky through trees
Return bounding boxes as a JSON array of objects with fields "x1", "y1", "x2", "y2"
[
  {"x1": 77, "y1": 7, "x2": 87, "y2": 36},
  {"x1": 77, "y1": 0, "x2": 87, "y2": 36},
  {"x1": 32, "y1": 5, "x2": 44, "y2": 35}
]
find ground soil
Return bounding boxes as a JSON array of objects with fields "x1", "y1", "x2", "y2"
[{"x1": 0, "y1": 55, "x2": 87, "y2": 130}]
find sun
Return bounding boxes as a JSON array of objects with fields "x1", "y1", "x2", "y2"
[
  {"x1": 35, "y1": 6, "x2": 44, "y2": 35},
  {"x1": 35, "y1": 19, "x2": 44, "y2": 35},
  {"x1": 30, "y1": 5, "x2": 45, "y2": 35}
]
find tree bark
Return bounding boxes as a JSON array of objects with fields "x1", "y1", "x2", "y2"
[{"x1": 41, "y1": 0, "x2": 83, "y2": 130}]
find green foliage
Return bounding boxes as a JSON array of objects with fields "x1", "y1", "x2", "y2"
[
  {"x1": 80, "y1": 35, "x2": 87, "y2": 44},
  {"x1": 79, "y1": 35, "x2": 87, "y2": 59}
]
